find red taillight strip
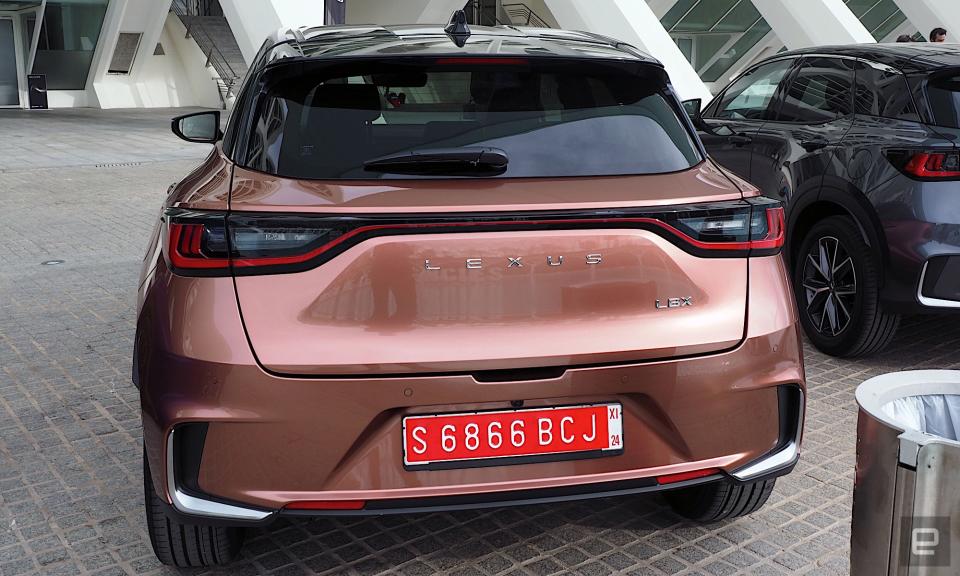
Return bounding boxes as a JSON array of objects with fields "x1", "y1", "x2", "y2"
[
  {"x1": 435, "y1": 57, "x2": 529, "y2": 65},
  {"x1": 656, "y1": 467, "x2": 722, "y2": 485},
  {"x1": 904, "y1": 152, "x2": 960, "y2": 178},
  {"x1": 750, "y1": 206, "x2": 785, "y2": 250},
  {"x1": 284, "y1": 500, "x2": 365, "y2": 511},
  {"x1": 168, "y1": 223, "x2": 230, "y2": 270},
  {"x1": 231, "y1": 214, "x2": 780, "y2": 269}
]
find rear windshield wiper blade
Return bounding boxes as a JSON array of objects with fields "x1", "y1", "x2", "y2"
[{"x1": 363, "y1": 147, "x2": 509, "y2": 176}]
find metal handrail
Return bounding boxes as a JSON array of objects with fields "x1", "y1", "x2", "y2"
[
  {"x1": 500, "y1": 3, "x2": 550, "y2": 28},
  {"x1": 465, "y1": 1, "x2": 551, "y2": 28},
  {"x1": 170, "y1": 0, "x2": 245, "y2": 98}
]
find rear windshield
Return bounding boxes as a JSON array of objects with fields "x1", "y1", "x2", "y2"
[
  {"x1": 241, "y1": 59, "x2": 702, "y2": 179},
  {"x1": 926, "y1": 73, "x2": 960, "y2": 128}
]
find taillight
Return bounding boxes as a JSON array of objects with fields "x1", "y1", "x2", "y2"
[
  {"x1": 889, "y1": 150, "x2": 960, "y2": 180},
  {"x1": 163, "y1": 210, "x2": 230, "y2": 274},
  {"x1": 163, "y1": 200, "x2": 785, "y2": 277}
]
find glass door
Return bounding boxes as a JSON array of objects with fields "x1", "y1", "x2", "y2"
[{"x1": 0, "y1": 18, "x2": 19, "y2": 106}]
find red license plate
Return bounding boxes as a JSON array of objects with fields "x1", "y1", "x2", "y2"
[{"x1": 402, "y1": 403, "x2": 623, "y2": 469}]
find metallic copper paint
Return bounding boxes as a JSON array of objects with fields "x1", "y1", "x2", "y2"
[
  {"x1": 228, "y1": 161, "x2": 747, "y2": 213},
  {"x1": 139, "y1": 249, "x2": 802, "y2": 509},
  {"x1": 235, "y1": 230, "x2": 748, "y2": 375},
  {"x1": 142, "y1": 154, "x2": 804, "y2": 512}
]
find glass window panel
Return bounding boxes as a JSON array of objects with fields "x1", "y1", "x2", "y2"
[
  {"x1": 859, "y1": 0, "x2": 899, "y2": 34},
  {"x1": 873, "y1": 12, "x2": 907, "y2": 40},
  {"x1": 778, "y1": 58, "x2": 854, "y2": 123},
  {"x1": 712, "y1": 57, "x2": 792, "y2": 120},
  {"x1": 843, "y1": 0, "x2": 881, "y2": 18},
  {"x1": 32, "y1": 0, "x2": 109, "y2": 90},
  {"x1": 0, "y1": 19, "x2": 19, "y2": 106},
  {"x1": 693, "y1": 34, "x2": 732, "y2": 70},
  {"x1": 702, "y1": 23, "x2": 771, "y2": 83},
  {"x1": 661, "y1": 0, "x2": 699, "y2": 32},
  {"x1": 712, "y1": 1, "x2": 762, "y2": 33},
  {"x1": 671, "y1": 0, "x2": 739, "y2": 33}
]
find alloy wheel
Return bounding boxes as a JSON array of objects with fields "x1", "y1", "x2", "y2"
[{"x1": 801, "y1": 235, "x2": 857, "y2": 337}]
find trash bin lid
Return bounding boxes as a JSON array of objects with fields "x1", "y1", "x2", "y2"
[{"x1": 856, "y1": 370, "x2": 960, "y2": 443}]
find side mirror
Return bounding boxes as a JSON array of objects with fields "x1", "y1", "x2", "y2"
[
  {"x1": 682, "y1": 98, "x2": 702, "y2": 121},
  {"x1": 172, "y1": 111, "x2": 222, "y2": 143},
  {"x1": 681, "y1": 98, "x2": 723, "y2": 136}
]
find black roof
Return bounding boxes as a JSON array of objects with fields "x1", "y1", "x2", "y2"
[
  {"x1": 262, "y1": 24, "x2": 660, "y2": 68},
  {"x1": 771, "y1": 43, "x2": 960, "y2": 73}
]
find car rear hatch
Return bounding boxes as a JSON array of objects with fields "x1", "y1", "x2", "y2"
[{"x1": 208, "y1": 54, "x2": 780, "y2": 376}]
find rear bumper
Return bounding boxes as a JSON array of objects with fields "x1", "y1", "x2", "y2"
[
  {"x1": 137, "y1": 256, "x2": 804, "y2": 526},
  {"x1": 157, "y1": 385, "x2": 803, "y2": 527},
  {"x1": 877, "y1": 180, "x2": 960, "y2": 312}
]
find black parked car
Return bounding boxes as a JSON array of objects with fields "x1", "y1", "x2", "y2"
[{"x1": 686, "y1": 44, "x2": 960, "y2": 357}]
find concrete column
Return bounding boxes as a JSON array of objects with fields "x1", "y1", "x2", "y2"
[
  {"x1": 750, "y1": 0, "x2": 873, "y2": 49},
  {"x1": 544, "y1": 0, "x2": 712, "y2": 102},
  {"x1": 646, "y1": 0, "x2": 680, "y2": 20},
  {"x1": 219, "y1": 0, "x2": 325, "y2": 64},
  {"x1": 891, "y1": 0, "x2": 960, "y2": 42}
]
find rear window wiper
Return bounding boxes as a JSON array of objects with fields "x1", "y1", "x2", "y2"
[{"x1": 363, "y1": 147, "x2": 509, "y2": 176}]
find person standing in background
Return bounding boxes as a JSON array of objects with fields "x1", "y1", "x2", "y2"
[
  {"x1": 930, "y1": 27, "x2": 948, "y2": 42},
  {"x1": 896, "y1": 34, "x2": 913, "y2": 42}
]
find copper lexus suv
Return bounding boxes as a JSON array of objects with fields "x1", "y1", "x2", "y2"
[{"x1": 137, "y1": 16, "x2": 805, "y2": 567}]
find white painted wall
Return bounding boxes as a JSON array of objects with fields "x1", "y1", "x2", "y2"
[
  {"x1": 891, "y1": 0, "x2": 960, "y2": 43},
  {"x1": 545, "y1": 0, "x2": 713, "y2": 102},
  {"x1": 220, "y1": 0, "x2": 325, "y2": 64},
  {"x1": 93, "y1": 13, "x2": 219, "y2": 108},
  {"x1": 750, "y1": 0, "x2": 873, "y2": 49},
  {"x1": 345, "y1": 0, "x2": 465, "y2": 27}
]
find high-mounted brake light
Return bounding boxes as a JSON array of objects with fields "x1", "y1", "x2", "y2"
[{"x1": 434, "y1": 57, "x2": 529, "y2": 66}]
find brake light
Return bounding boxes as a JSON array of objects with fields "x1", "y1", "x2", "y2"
[
  {"x1": 891, "y1": 150, "x2": 960, "y2": 179},
  {"x1": 435, "y1": 57, "x2": 529, "y2": 66},
  {"x1": 164, "y1": 212, "x2": 230, "y2": 273},
  {"x1": 162, "y1": 200, "x2": 784, "y2": 277}
]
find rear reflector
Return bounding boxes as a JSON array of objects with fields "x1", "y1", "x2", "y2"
[
  {"x1": 284, "y1": 500, "x2": 366, "y2": 511},
  {"x1": 656, "y1": 468, "x2": 721, "y2": 485}
]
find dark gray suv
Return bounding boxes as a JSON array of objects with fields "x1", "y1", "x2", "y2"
[{"x1": 688, "y1": 44, "x2": 960, "y2": 357}]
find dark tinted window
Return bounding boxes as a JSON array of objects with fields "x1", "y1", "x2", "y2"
[
  {"x1": 712, "y1": 59, "x2": 793, "y2": 121},
  {"x1": 242, "y1": 60, "x2": 702, "y2": 180},
  {"x1": 926, "y1": 73, "x2": 960, "y2": 128},
  {"x1": 853, "y1": 61, "x2": 919, "y2": 121},
  {"x1": 778, "y1": 58, "x2": 854, "y2": 123}
]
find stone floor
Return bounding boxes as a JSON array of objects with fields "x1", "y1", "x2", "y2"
[{"x1": 1, "y1": 108, "x2": 959, "y2": 576}]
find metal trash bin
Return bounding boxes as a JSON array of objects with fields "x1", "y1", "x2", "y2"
[{"x1": 851, "y1": 370, "x2": 960, "y2": 575}]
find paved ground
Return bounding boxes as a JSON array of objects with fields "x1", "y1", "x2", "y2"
[{"x1": 1, "y1": 108, "x2": 959, "y2": 576}]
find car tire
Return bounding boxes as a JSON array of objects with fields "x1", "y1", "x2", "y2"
[
  {"x1": 664, "y1": 479, "x2": 775, "y2": 522},
  {"x1": 793, "y1": 215, "x2": 899, "y2": 357},
  {"x1": 143, "y1": 449, "x2": 245, "y2": 567}
]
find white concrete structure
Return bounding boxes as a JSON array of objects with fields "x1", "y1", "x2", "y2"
[
  {"x1": 892, "y1": 0, "x2": 960, "y2": 43},
  {"x1": 1, "y1": 0, "x2": 957, "y2": 110},
  {"x1": 545, "y1": 0, "x2": 712, "y2": 102},
  {"x1": 750, "y1": 0, "x2": 874, "y2": 49},
  {"x1": 220, "y1": 0, "x2": 322, "y2": 64}
]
